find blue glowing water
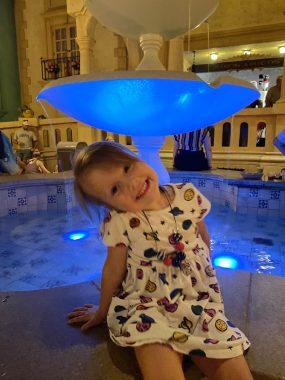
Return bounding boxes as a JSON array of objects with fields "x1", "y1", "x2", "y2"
[{"x1": 1, "y1": 204, "x2": 284, "y2": 291}]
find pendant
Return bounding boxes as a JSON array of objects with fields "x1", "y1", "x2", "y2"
[{"x1": 168, "y1": 232, "x2": 183, "y2": 245}]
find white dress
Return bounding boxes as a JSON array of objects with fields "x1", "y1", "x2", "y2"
[{"x1": 102, "y1": 183, "x2": 250, "y2": 359}]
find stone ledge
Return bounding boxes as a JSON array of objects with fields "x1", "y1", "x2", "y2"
[{"x1": 1, "y1": 270, "x2": 285, "y2": 380}]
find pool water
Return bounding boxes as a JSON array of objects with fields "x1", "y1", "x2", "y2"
[{"x1": 1, "y1": 204, "x2": 285, "y2": 291}]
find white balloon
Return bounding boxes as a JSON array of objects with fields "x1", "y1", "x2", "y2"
[{"x1": 86, "y1": 0, "x2": 219, "y2": 40}]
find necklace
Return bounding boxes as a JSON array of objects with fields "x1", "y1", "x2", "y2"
[{"x1": 141, "y1": 186, "x2": 183, "y2": 253}]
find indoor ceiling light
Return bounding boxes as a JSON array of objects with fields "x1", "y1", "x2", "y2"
[
  {"x1": 279, "y1": 46, "x2": 285, "y2": 54},
  {"x1": 210, "y1": 52, "x2": 218, "y2": 61},
  {"x1": 243, "y1": 49, "x2": 251, "y2": 56}
]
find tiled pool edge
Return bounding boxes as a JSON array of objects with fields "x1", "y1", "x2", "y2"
[
  {"x1": 0, "y1": 171, "x2": 285, "y2": 218},
  {"x1": 170, "y1": 172, "x2": 285, "y2": 218},
  {"x1": 1, "y1": 269, "x2": 284, "y2": 380},
  {"x1": 0, "y1": 175, "x2": 77, "y2": 217}
]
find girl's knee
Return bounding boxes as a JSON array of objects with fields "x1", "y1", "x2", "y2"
[
  {"x1": 135, "y1": 344, "x2": 185, "y2": 380},
  {"x1": 190, "y1": 355, "x2": 253, "y2": 380}
]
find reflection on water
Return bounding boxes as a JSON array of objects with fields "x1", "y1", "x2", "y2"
[{"x1": 0, "y1": 203, "x2": 284, "y2": 291}]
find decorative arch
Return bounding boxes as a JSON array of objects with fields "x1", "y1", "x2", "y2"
[
  {"x1": 55, "y1": 129, "x2": 61, "y2": 145},
  {"x1": 222, "y1": 122, "x2": 231, "y2": 147},
  {"x1": 256, "y1": 121, "x2": 266, "y2": 147},
  {"x1": 208, "y1": 126, "x2": 215, "y2": 146},
  {"x1": 43, "y1": 130, "x2": 50, "y2": 147},
  {"x1": 66, "y1": 128, "x2": 73, "y2": 141},
  {"x1": 239, "y1": 122, "x2": 248, "y2": 147}
]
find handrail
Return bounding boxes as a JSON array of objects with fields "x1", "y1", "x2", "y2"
[{"x1": 40, "y1": 56, "x2": 80, "y2": 80}]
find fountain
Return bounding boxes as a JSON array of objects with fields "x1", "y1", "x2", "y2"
[{"x1": 37, "y1": 0, "x2": 259, "y2": 183}]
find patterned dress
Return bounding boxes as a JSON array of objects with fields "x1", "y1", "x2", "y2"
[{"x1": 102, "y1": 183, "x2": 250, "y2": 358}]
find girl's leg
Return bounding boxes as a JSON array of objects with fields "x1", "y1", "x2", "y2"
[
  {"x1": 134, "y1": 343, "x2": 185, "y2": 380},
  {"x1": 191, "y1": 354, "x2": 253, "y2": 380}
]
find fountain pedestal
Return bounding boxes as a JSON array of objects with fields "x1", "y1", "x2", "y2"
[{"x1": 132, "y1": 135, "x2": 169, "y2": 184}]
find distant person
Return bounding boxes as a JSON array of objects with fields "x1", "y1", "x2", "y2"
[
  {"x1": 265, "y1": 75, "x2": 282, "y2": 107},
  {"x1": 247, "y1": 81, "x2": 262, "y2": 108},
  {"x1": 24, "y1": 150, "x2": 50, "y2": 174},
  {"x1": 273, "y1": 129, "x2": 285, "y2": 155},
  {"x1": 13, "y1": 119, "x2": 38, "y2": 160},
  {"x1": 256, "y1": 122, "x2": 266, "y2": 147},
  {"x1": 173, "y1": 127, "x2": 212, "y2": 171},
  {"x1": 0, "y1": 129, "x2": 22, "y2": 174}
]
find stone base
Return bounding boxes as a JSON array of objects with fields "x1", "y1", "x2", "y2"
[{"x1": 1, "y1": 269, "x2": 285, "y2": 379}]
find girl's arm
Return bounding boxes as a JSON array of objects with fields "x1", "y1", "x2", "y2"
[
  {"x1": 197, "y1": 220, "x2": 211, "y2": 252},
  {"x1": 97, "y1": 245, "x2": 128, "y2": 318},
  {"x1": 68, "y1": 245, "x2": 127, "y2": 330}
]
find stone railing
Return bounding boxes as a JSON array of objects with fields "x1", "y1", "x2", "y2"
[{"x1": 1, "y1": 106, "x2": 285, "y2": 174}]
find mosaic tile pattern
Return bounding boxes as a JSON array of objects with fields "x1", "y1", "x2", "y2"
[
  {"x1": 0, "y1": 181, "x2": 76, "y2": 217},
  {"x1": 0, "y1": 209, "x2": 106, "y2": 291},
  {"x1": 0, "y1": 201, "x2": 284, "y2": 292},
  {"x1": 170, "y1": 173, "x2": 285, "y2": 217}
]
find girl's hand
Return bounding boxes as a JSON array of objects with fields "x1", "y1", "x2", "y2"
[{"x1": 67, "y1": 304, "x2": 106, "y2": 331}]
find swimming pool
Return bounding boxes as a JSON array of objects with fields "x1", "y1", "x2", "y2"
[{"x1": 1, "y1": 202, "x2": 284, "y2": 292}]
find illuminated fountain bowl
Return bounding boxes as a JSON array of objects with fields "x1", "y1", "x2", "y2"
[{"x1": 37, "y1": 71, "x2": 259, "y2": 136}]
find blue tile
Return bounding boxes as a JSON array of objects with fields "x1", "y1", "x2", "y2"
[
  {"x1": 8, "y1": 188, "x2": 16, "y2": 197},
  {"x1": 258, "y1": 200, "x2": 268, "y2": 209}
]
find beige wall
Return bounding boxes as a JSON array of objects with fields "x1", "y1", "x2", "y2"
[
  {"x1": 189, "y1": 0, "x2": 285, "y2": 49},
  {"x1": 93, "y1": 23, "x2": 117, "y2": 71},
  {"x1": 207, "y1": 0, "x2": 285, "y2": 30},
  {"x1": 14, "y1": 0, "x2": 125, "y2": 117}
]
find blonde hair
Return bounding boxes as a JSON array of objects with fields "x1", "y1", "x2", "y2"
[{"x1": 73, "y1": 141, "x2": 139, "y2": 217}]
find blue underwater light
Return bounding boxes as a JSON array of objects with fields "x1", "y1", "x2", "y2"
[
  {"x1": 213, "y1": 255, "x2": 239, "y2": 269},
  {"x1": 64, "y1": 231, "x2": 90, "y2": 241}
]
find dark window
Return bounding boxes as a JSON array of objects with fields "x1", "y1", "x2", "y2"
[
  {"x1": 43, "y1": 130, "x2": 49, "y2": 147},
  {"x1": 222, "y1": 122, "x2": 231, "y2": 147},
  {"x1": 55, "y1": 129, "x2": 61, "y2": 144},
  {"x1": 66, "y1": 128, "x2": 73, "y2": 141},
  {"x1": 126, "y1": 136, "x2": 132, "y2": 145},
  {"x1": 239, "y1": 122, "x2": 248, "y2": 147}
]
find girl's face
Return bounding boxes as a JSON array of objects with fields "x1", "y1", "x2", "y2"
[{"x1": 80, "y1": 160, "x2": 165, "y2": 212}]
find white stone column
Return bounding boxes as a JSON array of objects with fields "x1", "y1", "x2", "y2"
[
  {"x1": 76, "y1": 36, "x2": 94, "y2": 74},
  {"x1": 67, "y1": 0, "x2": 96, "y2": 75},
  {"x1": 168, "y1": 36, "x2": 184, "y2": 71}
]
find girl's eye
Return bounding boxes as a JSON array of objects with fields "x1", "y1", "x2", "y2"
[
  {"x1": 124, "y1": 166, "x2": 130, "y2": 173},
  {"x1": 111, "y1": 186, "x2": 118, "y2": 195}
]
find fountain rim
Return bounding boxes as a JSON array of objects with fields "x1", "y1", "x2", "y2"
[{"x1": 37, "y1": 71, "x2": 258, "y2": 99}]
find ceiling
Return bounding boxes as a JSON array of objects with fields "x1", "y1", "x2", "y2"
[{"x1": 184, "y1": 40, "x2": 285, "y2": 65}]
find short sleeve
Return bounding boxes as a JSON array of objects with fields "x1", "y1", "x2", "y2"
[
  {"x1": 100, "y1": 211, "x2": 129, "y2": 248},
  {"x1": 177, "y1": 183, "x2": 211, "y2": 221}
]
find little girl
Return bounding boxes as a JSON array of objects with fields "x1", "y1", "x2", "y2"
[{"x1": 68, "y1": 142, "x2": 253, "y2": 380}]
